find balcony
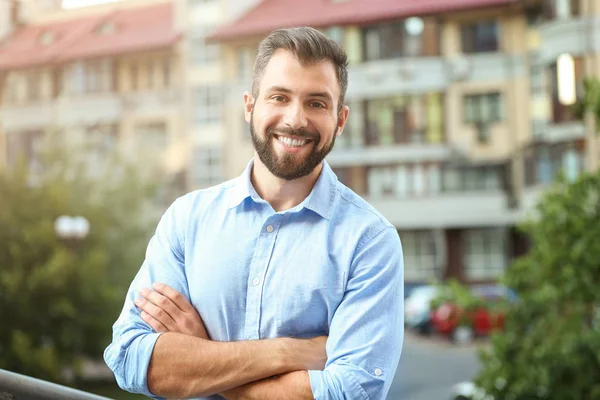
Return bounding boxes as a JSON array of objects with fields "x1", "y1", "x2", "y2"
[
  {"x1": 368, "y1": 191, "x2": 518, "y2": 229},
  {"x1": 122, "y1": 88, "x2": 181, "y2": 116},
  {"x1": 347, "y1": 57, "x2": 447, "y2": 100},
  {"x1": 538, "y1": 17, "x2": 597, "y2": 62},
  {"x1": 0, "y1": 102, "x2": 55, "y2": 131},
  {"x1": 346, "y1": 52, "x2": 527, "y2": 101},
  {"x1": 467, "y1": 53, "x2": 527, "y2": 82},
  {"x1": 56, "y1": 94, "x2": 123, "y2": 127},
  {"x1": 532, "y1": 120, "x2": 585, "y2": 143},
  {"x1": 328, "y1": 144, "x2": 453, "y2": 167}
]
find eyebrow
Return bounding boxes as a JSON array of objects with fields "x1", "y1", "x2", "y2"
[{"x1": 266, "y1": 86, "x2": 333, "y2": 103}]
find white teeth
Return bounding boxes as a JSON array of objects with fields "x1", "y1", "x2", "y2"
[{"x1": 278, "y1": 136, "x2": 307, "y2": 147}]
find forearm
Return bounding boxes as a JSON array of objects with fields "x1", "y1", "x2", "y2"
[
  {"x1": 221, "y1": 371, "x2": 313, "y2": 400},
  {"x1": 147, "y1": 333, "x2": 310, "y2": 398}
]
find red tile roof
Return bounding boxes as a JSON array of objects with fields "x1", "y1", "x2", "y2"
[
  {"x1": 211, "y1": 0, "x2": 519, "y2": 41},
  {"x1": 0, "y1": 2, "x2": 180, "y2": 70}
]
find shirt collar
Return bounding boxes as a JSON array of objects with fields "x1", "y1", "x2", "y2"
[
  {"x1": 227, "y1": 158, "x2": 337, "y2": 220},
  {"x1": 228, "y1": 159, "x2": 261, "y2": 209}
]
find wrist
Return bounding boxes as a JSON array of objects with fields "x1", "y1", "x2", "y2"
[{"x1": 274, "y1": 337, "x2": 301, "y2": 371}]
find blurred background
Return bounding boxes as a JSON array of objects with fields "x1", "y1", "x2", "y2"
[{"x1": 0, "y1": 0, "x2": 598, "y2": 399}]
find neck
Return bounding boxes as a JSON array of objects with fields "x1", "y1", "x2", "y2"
[{"x1": 250, "y1": 154, "x2": 323, "y2": 212}]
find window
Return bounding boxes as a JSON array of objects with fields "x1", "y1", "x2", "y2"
[
  {"x1": 4, "y1": 70, "x2": 44, "y2": 104},
  {"x1": 464, "y1": 228, "x2": 507, "y2": 280},
  {"x1": 2, "y1": 74, "x2": 19, "y2": 104},
  {"x1": 190, "y1": 38, "x2": 220, "y2": 66},
  {"x1": 549, "y1": 55, "x2": 584, "y2": 123},
  {"x1": 336, "y1": 100, "x2": 364, "y2": 148},
  {"x1": 85, "y1": 124, "x2": 118, "y2": 172},
  {"x1": 527, "y1": 142, "x2": 584, "y2": 186},
  {"x1": 461, "y1": 21, "x2": 499, "y2": 54},
  {"x1": 194, "y1": 84, "x2": 222, "y2": 124},
  {"x1": 367, "y1": 163, "x2": 443, "y2": 197},
  {"x1": 2, "y1": 70, "x2": 43, "y2": 104},
  {"x1": 326, "y1": 26, "x2": 345, "y2": 47},
  {"x1": 192, "y1": 147, "x2": 222, "y2": 187},
  {"x1": 237, "y1": 47, "x2": 253, "y2": 80},
  {"x1": 25, "y1": 71, "x2": 42, "y2": 102},
  {"x1": 542, "y1": 0, "x2": 580, "y2": 20},
  {"x1": 442, "y1": 165, "x2": 503, "y2": 192},
  {"x1": 365, "y1": 93, "x2": 444, "y2": 146},
  {"x1": 463, "y1": 92, "x2": 503, "y2": 143},
  {"x1": 68, "y1": 59, "x2": 114, "y2": 94},
  {"x1": 362, "y1": 17, "x2": 437, "y2": 61},
  {"x1": 401, "y1": 230, "x2": 440, "y2": 282},
  {"x1": 6, "y1": 130, "x2": 43, "y2": 172},
  {"x1": 190, "y1": 23, "x2": 220, "y2": 66},
  {"x1": 163, "y1": 58, "x2": 172, "y2": 88}
]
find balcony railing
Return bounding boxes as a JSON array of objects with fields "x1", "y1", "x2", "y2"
[{"x1": 0, "y1": 369, "x2": 110, "y2": 400}]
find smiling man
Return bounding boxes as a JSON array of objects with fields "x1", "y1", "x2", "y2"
[{"x1": 104, "y1": 27, "x2": 404, "y2": 400}]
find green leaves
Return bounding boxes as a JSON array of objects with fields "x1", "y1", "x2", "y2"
[
  {"x1": 0, "y1": 134, "x2": 163, "y2": 382},
  {"x1": 475, "y1": 171, "x2": 600, "y2": 399}
]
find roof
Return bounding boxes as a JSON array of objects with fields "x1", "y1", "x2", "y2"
[
  {"x1": 0, "y1": 2, "x2": 180, "y2": 70},
  {"x1": 210, "y1": 0, "x2": 519, "y2": 42}
]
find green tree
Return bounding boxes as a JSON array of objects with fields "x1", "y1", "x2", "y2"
[
  {"x1": 475, "y1": 174, "x2": 600, "y2": 398},
  {"x1": 0, "y1": 134, "x2": 165, "y2": 383}
]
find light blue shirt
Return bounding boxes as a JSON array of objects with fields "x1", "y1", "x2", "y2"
[{"x1": 104, "y1": 160, "x2": 404, "y2": 399}]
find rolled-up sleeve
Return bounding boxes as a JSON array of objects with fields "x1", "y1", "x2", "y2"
[
  {"x1": 308, "y1": 226, "x2": 404, "y2": 400},
  {"x1": 103, "y1": 197, "x2": 191, "y2": 398}
]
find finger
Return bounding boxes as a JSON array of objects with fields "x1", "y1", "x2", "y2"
[
  {"x1": 140, "y1": 288, "x2": 182, "y2": 321},
  {"x1": 152, "y1": 282, "x2": 196, "y2": 314},
  {"x1": 135, "y1": 296, "x2": 176, "y2": 330},
  {"x1": 140, "y1": 310, "x2": 168, "y2": 333}
]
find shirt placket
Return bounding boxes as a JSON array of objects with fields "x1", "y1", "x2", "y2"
[{"x1": 243, "y1": 216, "x2": 281, "y2": 340}]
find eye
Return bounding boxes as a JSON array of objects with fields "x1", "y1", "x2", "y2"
[
  {"x1": 310, "y1": 101, "x2": 326, "y2": 109},
  {"x1": 271, "y1": 95, "x2": 287, "y2": 102}
]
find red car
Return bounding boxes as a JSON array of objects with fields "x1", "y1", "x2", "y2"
[{"x1": 429, "y1": 285, "x2": 511, "y2": 344}]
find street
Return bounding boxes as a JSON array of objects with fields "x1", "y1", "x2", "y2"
[{"x1": 387, "y1": 332, "x2": 481, "y2": 400}]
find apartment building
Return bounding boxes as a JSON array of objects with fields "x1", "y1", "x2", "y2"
[
  {"x1": 0, "y1": 0, "x2": 189, "y2": 203},
  {"x1": 210, "y1": 0, "x2": 600, "y2": 284},
  {"x1": 185, "y1": 0, "x2": 260, "y2": 189}
]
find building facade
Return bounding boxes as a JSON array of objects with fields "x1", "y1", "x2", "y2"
[{"x1": 211, "y1": 0, "x2": 600, "y2": 284}]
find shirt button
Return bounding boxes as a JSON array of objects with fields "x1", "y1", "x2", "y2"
[
  {"x1": 374, "y1": 368, "x2": 383, "y2": 377},
  {"x1": 252, "y1": 278, "x2": 260, "y2": 286},
  {"x1": 266, "y1": 225, "x2": 274, "y2": 233}
]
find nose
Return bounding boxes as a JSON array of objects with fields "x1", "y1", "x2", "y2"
[{"x1": 282, "y1": 101, "x2": 308, "y2": 130}]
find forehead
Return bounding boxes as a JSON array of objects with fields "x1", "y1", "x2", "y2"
[{"x1": 259, "y1": 50, "x2": 340, "y2": 101}]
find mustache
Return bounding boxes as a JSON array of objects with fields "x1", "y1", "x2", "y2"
[{"x1": 267, "y1": 126, "x2": 319, "y2": 141}]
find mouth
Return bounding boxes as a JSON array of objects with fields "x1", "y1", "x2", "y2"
[{"x1": 273, "y1": 134, "x2": 314, "y2": 149}]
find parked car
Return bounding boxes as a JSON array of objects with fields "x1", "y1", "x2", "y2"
[
  {"x1": 404, "y1": 285, "x2": 439, "y2": 334},
  {"x1": 430, "y1": 284, "x2": 514, "y2": 344}
]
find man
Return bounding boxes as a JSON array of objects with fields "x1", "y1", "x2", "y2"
[{"x1": 104, "y1": 27, "x2": 404, "y2": 399}]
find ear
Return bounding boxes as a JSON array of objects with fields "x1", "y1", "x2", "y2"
[
  {"x1": 335, "y1": 104, "x2": 350, "y2": 137},
  {"x1": 243, "y1": 91, "x2": 254, "y2": 123}
]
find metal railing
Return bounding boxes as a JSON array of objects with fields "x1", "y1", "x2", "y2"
[{"x1": 0, "y1": 369, "x2": 110, "y2": 400}]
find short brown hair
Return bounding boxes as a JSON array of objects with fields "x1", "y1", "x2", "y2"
[{"x1": 252, "y1": 27, "x2": 349, "y2": 110}]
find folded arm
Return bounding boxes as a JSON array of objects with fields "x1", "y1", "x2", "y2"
[
  {"x1": 138, "y1": 225, "x2": 404, "y2": 399},
  {"x1": 147, "y1": 333, "x2": 322, "y2": 398},
  {"x1": 308, "y1": 226, "x2": 404, "y2": 399},
  {"x1": 104, "y1": 198, "x2": 325, "y2": 398},
  {"x1": 137, "y1": 283, "x2": 323, "y2": 399}
]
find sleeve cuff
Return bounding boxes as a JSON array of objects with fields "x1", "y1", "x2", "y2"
[{"x1": 308, "y1": 366, "x2": 370, "y2": 400}]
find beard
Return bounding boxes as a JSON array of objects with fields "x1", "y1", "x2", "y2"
[{"x1": 250, "y1": 111, "x2": 337, "y2": 181}]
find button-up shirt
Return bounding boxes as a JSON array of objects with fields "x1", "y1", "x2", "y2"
[{"x1": 104, "y1": 160, "x2": 404, "y2": 399}]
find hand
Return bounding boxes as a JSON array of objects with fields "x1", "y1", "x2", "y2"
[
  {"x1": 134, "y1": 282, "x2": 209, "y2": 339},
  {"x1": 282, "y1": 335, "x2": 328, "y2": 371}
]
